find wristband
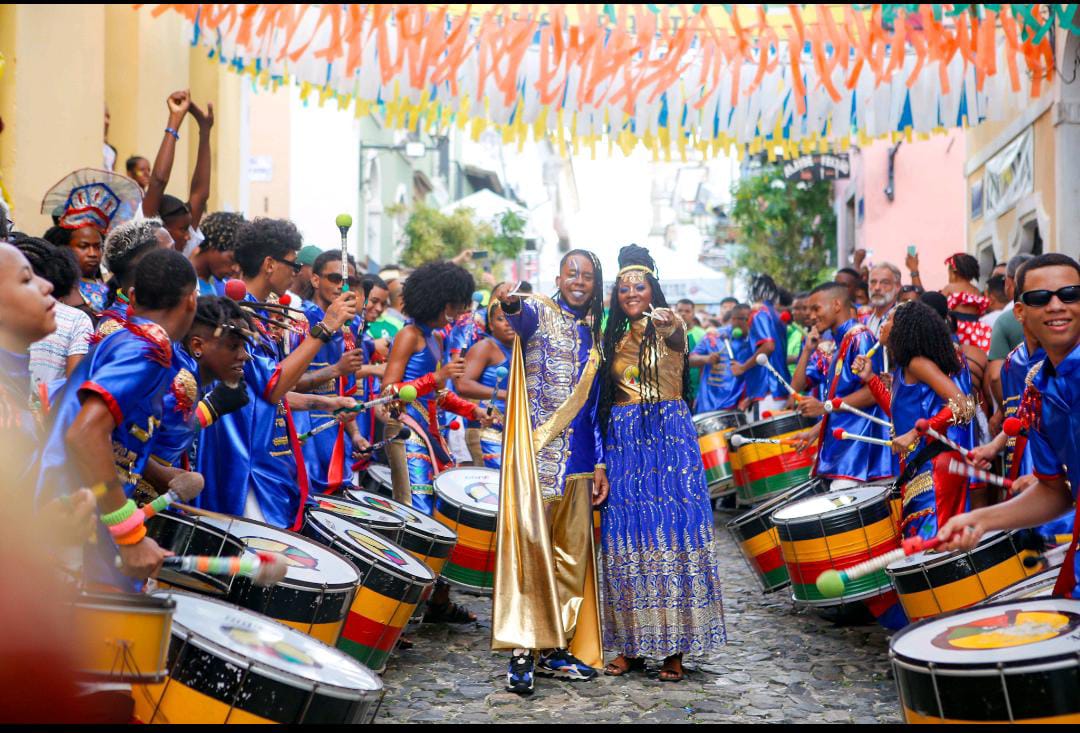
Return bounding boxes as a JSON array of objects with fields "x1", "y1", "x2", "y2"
[
  {"x1": 311, "y1": 322, "x2": 333, "y2": 343},
  {"x1": 909, "y1": 271, "x2": 919, "y2": 278},
  {"x1": 196, "y1": 400, "x2": 216, "y2": 429},
  {"x1": 100, "y1": 498, "x2": 136, "y2": 527},
  {"x1": 114, "y1": 524, "x2": 148, "y2": 546},
  {"x1": 165, "y1": 127, "x2": 180, "y2": 140},
  {"x1": 108, "y1": 508, "x2": 146, "y2": 538},
  {"x1": 595, "y1": 463, "x2": 607, "y2": 470}
]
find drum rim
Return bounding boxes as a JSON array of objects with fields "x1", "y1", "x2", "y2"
[
  {"x1": 770, "y1": 485, "x2": 890, "y2": 524},
  {"x1": 74, "y1": 591, "x2": 176, "y2": 613},
  {"x1": 726, "y1": 479, "x2": 824, "y2": 530},
  {"x1": 201, "y1": 514, "x2": 362, "y2": 591},
  {"x1": 365, "y1": 464, "x2": 393, "y2": 481},
  {"x1": 305, "y1": 510, "x2": 436, "y2": 585},
  {"x1": 730, "y1": 411, "x2": 816, "y2": 439},
  {"x1": 889, "y1": 597, "x2": 1080, "y2": 669},
  {"x1": 885, "y1": 529, "x2": 1015, "y2": 574},
  {"x1": 155, "y1": 590, "x2": 382, "y2": 697},
  {"x1": 343, "y1": 489, "x2": 459, "y2": 542},
  {"x1": 984, "y1": 567, "x2": 1061, "y2": 602},
  {"x1": 433, "y1": 466, "x2": 500, "y2": 518},
  {"x1": 309, "y1": 495, "x2": 407, "y2": 532},
  {"x1": 147, "y1": 511, "x2": 246, "y2": 594}
]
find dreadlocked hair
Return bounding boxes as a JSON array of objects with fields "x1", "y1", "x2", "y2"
[
  {"x1": 598, "y1": 244, "x2": 691, "y2": 439},
  {"x1": 186, "y1": 296, "x2": 254, "y2": 347},
  {"x1": 558, "y1": 249, "x2": 605, "y2": 350},
  {"x1": 750, "y1": 273, "x2": 780, "y2": 304},
  {"x1": 888, "y1": 300, "x2": 962, "y2": 376}
]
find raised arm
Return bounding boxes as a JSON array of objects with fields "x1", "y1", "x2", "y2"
[
  {"x1": 143, "y1": 90, "x2": 190, "y2": 217},
  {"x1": 187, "y1": 102, "x2": 214, "y2": 229}
]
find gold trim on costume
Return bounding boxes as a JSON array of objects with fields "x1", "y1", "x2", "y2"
[
  {"x1": 617, "y1": 265, "x2": 655, "y2": 282},
  {"x1": 531, "y1": 346, "x2": 601, "y2": 453},
  {"x1": 903, "y1": 471, "x2": 934, "y2": 506},
  {"x1": 947, "y1": 395, "x2": 977, "y2": 425}
]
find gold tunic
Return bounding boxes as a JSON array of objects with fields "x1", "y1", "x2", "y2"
[{"x1": 612, "y1": 317, "x2": 686, "y2": 405}]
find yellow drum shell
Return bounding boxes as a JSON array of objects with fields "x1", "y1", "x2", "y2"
[{"x1": 74, "y1": 592, "x2": 174, "y2": 683}]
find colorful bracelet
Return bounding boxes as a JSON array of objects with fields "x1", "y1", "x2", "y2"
[
  {"x1": 100, "y1": 498, "x2": 136, "y2": 527},
  {"x1": 113, "y1": 524, "x2": 147, "y2": 546},
  {"x1": 196, "y1": 400, "x2": 216, "y2": 429},
  {"x1": 165, "y1": 127, "x2": 180, "y2": 140},
  {"x1": 108, "y1": 508, "x2": 146, "y2": 538}
]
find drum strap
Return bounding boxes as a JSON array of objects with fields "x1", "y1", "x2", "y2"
[
  {"x1": 1052, "y1": 494, "x2": 1080, "y2": 598},
  {"x1": 895, "y1": 440, "x2": 951, "y2": 490}
]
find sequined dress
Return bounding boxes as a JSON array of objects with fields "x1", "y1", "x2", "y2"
[{"x1": 600, "y1": 318, "x2": 726, "y2": 658}]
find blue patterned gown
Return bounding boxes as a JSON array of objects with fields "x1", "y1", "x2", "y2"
[{"x1": 601, "y1": 318, "x2": 726, "y2": 658}]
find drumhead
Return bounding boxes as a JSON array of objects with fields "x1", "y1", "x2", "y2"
[
  {"x1": 202, "y1": 516, "x2": 359, "y2": 588},
  {"x1": 312, "y1": 496, "x2": 405, "y2": 535},
  {"x1": 366, "y1": 464, "x2": 392, "y2": 487},
  {"x1": 305, "y1": 510, "x2": 433, "y2": 583},
  {"x1": 728, "y1": 479, "x2": 825, "y2": 529},
  {"x1": 433, "y1": 467, "x2": 500, "y2": 517},
  {"x1": 156, "y1": 590, "x2": 381, "y2": 694},
  {"x1": 891, "y1": 598, "x2": 1080, "y2": 668},
  {"x1": 887, "y1": 530, "x2": 1012, "y2": 573},
  {"x1": 772, "y1": 485, "x2": 888, "y2": 523},
  {"x1": 343, "y1": 489, "x2": 457, "y2": 542},
  {"x1": 693, "y1": 409, "x2": 746, "y2": 435}
]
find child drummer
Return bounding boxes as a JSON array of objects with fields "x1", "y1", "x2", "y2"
[{"x1": 939, "y1": 254, "x2": 1080, "y2": 599}]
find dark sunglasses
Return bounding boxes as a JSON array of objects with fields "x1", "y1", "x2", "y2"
[
  {"x1": 1019, "y1": 286, "x2": 1080, "y2": 308},
  {"x1": 323, "y1": 272, "x2": 361, "y2": 288},
  {"x1": 899, "y1": 285, "x2": 923, "y2": 294},
  {"x1": 273, "y1": 256, "x2": 303, "y2": 274}
]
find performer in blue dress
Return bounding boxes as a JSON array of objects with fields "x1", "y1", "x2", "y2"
[
  {"x1": 939, "y1": 254, "x2": 1080, "y2": 600},
  {"x1": 456, "y1": 295, "x2": 518, "y2": 467},
  {"x1": 791, "y1": 282, "x2": 894, "y2": 490},
  {"x1": 596, "y1": 244, "x2": 725, "y2": 683},
  {"x1": 857, "y1": 300, "x2": 978, "y2": 540},
  {"x1": 688, "y1": 303, "x2": 751, "y2": 414}
]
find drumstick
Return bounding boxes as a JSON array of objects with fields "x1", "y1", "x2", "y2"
[
  {"x1": 946, "y1": 458, "x2": 1013, "y2": 490},
  {"x1": 351, "y1": 428, "x2": 413, "y2": 470},
  {"x1": 299, "y1": 387, "x2": 418, "y2": 443},
  {"x1": 486, "y1": 366, "x2": 508, "y2": 416},
  {"x1": 119, "y1": 552, "x2": 288, "y2": 587},
  {"x1": 754, "y1": 353, "x2": 799, "y2": 401},
  {"x1": 721, "y1": 334, "x2": 735, "y2": 360},
  {"x1": 865, "y1": 341, "x2": 882, "y2": 360},
  {"x1": 825, "y1": 398, "x2": 892, "y2": 429},
  {"x1": 171, "y1": 502, "x2": 236, "y2": 522},
  {"x1": 831, "y1": 428, "x2": 893, "y2": 447},
  {"x1": 816, "y1": 535, "x2": 942, "y2": 598},
  {"x1": 728, "y1": 434, "x2": 803, "y2": 448},
  {"x1": 915, "y1": 418, "x2": 974, "y2": 459}
]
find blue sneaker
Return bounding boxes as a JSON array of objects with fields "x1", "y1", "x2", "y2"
[
  {"x1": 506, "y1": 651, "x2": 535, "y2": 695},
  {"x1": 536, "y1": 649, "x2": 598, "y2": 681}
]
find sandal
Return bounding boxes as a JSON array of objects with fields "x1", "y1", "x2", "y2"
[
  {"x1": 603, "y1": 655, "x2": 645, "y2": 677},
  {"x1": 658, "y1": 654, "x2": 684, "y2": 682},
  {"x1": 422, "y1": 599, "x2": 477, "y2": 624}
]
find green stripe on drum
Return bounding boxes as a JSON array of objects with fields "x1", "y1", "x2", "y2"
[
  {"x1": 336, "y1": 637, "x2": 390, "y2": 672},
  {"x1": 442, "y1": 563, "x2": 494, "y2": 590},
  {"x1": 705, "y1": 466, "x2": 729, "y2": 484},
  {"x1": 790, "y1": 569, "x2": 892, "y2": 603},
  {"x1": 736, "y1": 468, "x2": 812, "y2": 504},
  {"x1": 758, "y1": 564, "x2": 790, "y2": 591}
]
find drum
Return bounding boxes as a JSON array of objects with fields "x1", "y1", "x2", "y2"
[
  {"x1": 343, "y1": 488, "x2": 458, "y2": 577},
  {"x1": 729, "y1": 412, "x2": 818, "y2": 506},
  {"x1": 133, "y1": 591, "x2": 383, "y2": 724},
  {"x1": 890, "y1": 598, "x2": 1080, "y2": 723},
  {"x1": 145, "y1": 511, "x2": 245, "y2": 595},
  {"x1": 984, "y1": 567, "x2": 1060, "y2": 602},
  {"x1": 73, "y1": 592, "x2": 174, "y2": 682},
  {"x1": 432, "y1": 467, "x2": 500, "y2": 593},
  {"x1": 201, "y1": 516, "x2": 360, "y2": 646},
  {"x1": 360, "y1": 464, "x2": 394, "y2": 497},
  {"x1": 726, "y1": 479, "x2": 827, "y2": 593},
  {"x1": 772, "y1": 485, "x2": 900, "y2": 606},
  {"x1": 886, "y1": 529, "x2": 1043, "y2": 622},
  {"x1": 693, "y1": 409, "x2": 748, "y2": 498},
  {"x1": 302, "y1": 510, "x2": 435, "y2": 673},
  {"x1": 309, "y1": 494, "x2": 406, "y2": 544}
]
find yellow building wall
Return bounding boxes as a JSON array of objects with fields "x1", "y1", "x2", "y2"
[
  {"x1": 0, "y1": 4, "x2": 106, "y2": 235},
  {"x1": 247, "y1": 88, "x2": 291, "y2": 219}
]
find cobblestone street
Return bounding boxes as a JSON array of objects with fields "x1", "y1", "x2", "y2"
[{"x1": 377, "y1": 508, "x2": 902, "y2": 724}]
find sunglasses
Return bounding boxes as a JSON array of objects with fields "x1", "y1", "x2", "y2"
[
  {"x1": 1019, "y1": 286, "x2": 1080, "y2": 308},
  {"x1": 273, "y1": 256, "x2": 303, "y2": 274},
  {"x1": 323, "y1": 273, "x2": 361, "y2": 288}
]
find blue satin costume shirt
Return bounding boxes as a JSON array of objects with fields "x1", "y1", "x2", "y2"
[
  {"x1": 691, "y1": 326, "x2": 751, "y2": 413},
  {"x1": 744, "y1": 302, "x2": 790, "y2": 401}
]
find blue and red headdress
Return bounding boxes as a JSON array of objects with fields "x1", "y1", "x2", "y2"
[{"x1": 40, "y1": 168, "x2": 143, "y2": 233}]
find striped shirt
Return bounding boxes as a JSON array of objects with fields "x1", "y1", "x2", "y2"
[{"x1": 29, "y1": 302, "x2": 93, "y2": 389}]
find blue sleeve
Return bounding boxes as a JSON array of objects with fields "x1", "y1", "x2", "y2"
[
  {"x1": 692, "y1": 337, "x2": 711, "y2": 356},
  {"x1": 749, "y1": 311, "x2": 773, "y2": 348},
  {"x1": 78, "y1": 336, "x2": 170, "y2": 425},
  {"x1": 505, "y1": 299, "x2": 540, "y2": 342},
  {"x1": 1027, "y1": 424, "x2": 1065, "y2": 481},
  {"x1": 244, "y1": 351, "x2": 281, "y2": 403},
  {"x1": 804, "y1": 349, "x2": 825, "y2": 388}
]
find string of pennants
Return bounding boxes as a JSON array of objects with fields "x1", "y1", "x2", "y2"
[{"x1": 148, "y1": 4, "x2": 1078, "y2": 159}]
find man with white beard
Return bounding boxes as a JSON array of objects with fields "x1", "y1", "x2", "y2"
[{"x1": 865, "y1": 262, "x2": 901, "y2": 338}]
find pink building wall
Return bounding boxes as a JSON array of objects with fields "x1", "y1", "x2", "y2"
[{"x1": 834, "y1": 130, "x2": 966, "y2": 292}]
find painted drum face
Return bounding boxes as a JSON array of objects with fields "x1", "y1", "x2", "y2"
[
  {"x1": 132, "y1": 591, "x2": 383, "y2": 724},
  {"x1": 202, "y1": 516, "x2": 360, "y2": 647},
  {"x1": 729, "y1": 412, "x2": 818, "y2": 506},
  {"x1": 311, "y1": 495, "x2": 406, "y2": 545},
  {"x1": 302, "y1": 510, "x2": 434, "y2": 673},
  {"x1": 890, "y1": 598, "x2": 1080, "y2": 724},
  {"x1": 343, "y1": 488, "x2": 458, "y2": 576},
  {"x1": 433, "y1": 467, "x2": 500, "y2": 594}
]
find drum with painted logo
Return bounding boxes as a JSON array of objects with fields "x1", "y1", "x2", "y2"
[
  {"x1": 73, "y1": 592, "x2": 174, "y2": 682},
  {"x1": 302, "y1": 510, "x2": 434, "y2": 673},
  {"x1": 132, "y1": 591, "x2": 382, "y2": 724},
  {"x1": 886, "y1": 529, "x2": 1044, "y2": 622},
  {"x1": 144, "y1": 511, "x2": 245, "y2": 595},
  {"x1": 201, "y1": 516, "x2": 359, "y2": 646},
  {"x1": 693, "y1": 409, "x2": 748, "y2": 498},
  {"x1": 729, "y1": 412, "x2": 818, "y2": 506},
  {"x1": 726, "y1": 479, "x2": 827, "y2": 593},
  {"x1": 889, "y1": 598, "x2": 1080, "y2": 723},
  {"x1": 308, "y1": 494, "x2": 406, "y2": 545},
  {"x1": 432, "y1": 467, "x2": 500, "y2": 593},
  {"x1": 343, "y1": 488, "x2": 458, "y2": 578}
]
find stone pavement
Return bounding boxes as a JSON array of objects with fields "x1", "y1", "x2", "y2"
[{"x1": 376, "y1": 508, "x2": 902, "y2": 724}]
